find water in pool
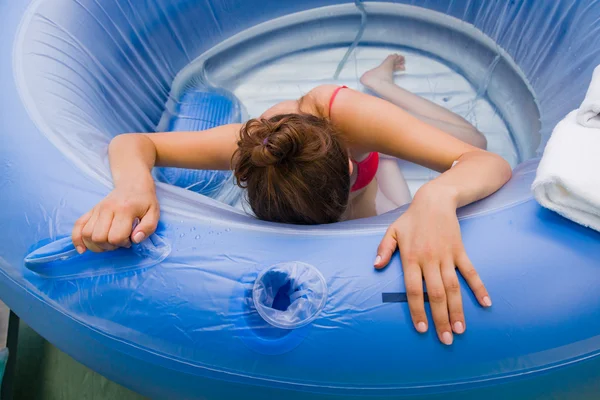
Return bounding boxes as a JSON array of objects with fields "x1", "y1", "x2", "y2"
[
  {"x1": 161, "y1": 3, "x2": 538, "y2": 202},
  {"x1": 231, "y1": 46, "x2": 518, "y2": 195}
]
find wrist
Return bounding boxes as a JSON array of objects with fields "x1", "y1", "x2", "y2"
[
  {"x1": 113, "y1": 170, "x2": 155, "y2": 193},
  {"x1": 414, "y1": 181, "x2": 460, "y2": 209}
]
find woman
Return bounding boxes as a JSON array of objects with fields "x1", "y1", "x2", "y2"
[{"x1": 71, "y1": 54, "x2": 512, "y2": 346}]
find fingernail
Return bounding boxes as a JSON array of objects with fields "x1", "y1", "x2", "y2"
[
  {"x1": 374, "y1": 255, "x2": 381, "y2": 266},
  {"x1": 76, "y1": 246, "x2": 85, "y2": 254},
  {"x1": 442, "y1": 331, "x2": 453, "y2": 345},
  {"x1": 483, "y1": 296, "x2": 492, "y2": 307},
  {"x1": 453, "y1": 321, "x2": 465, "y2": 334},
  {"x1": 416, "y1": 322, "x2": 427, "y2": 333},
  {"x1": 133, "y1": 232, "x2": 145, "y2": 244}
]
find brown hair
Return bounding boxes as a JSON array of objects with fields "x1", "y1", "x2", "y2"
[{"x1": 232, "y1": 113, "x2": 350, "y2": 224}]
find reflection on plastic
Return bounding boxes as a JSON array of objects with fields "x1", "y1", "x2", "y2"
[{"x1": 154, "y1": 90, "x2": 243, "y2": 198}]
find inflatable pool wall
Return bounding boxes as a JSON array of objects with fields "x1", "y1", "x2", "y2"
[{"x1": 2, "y1": 1, "x2": 600, "y2": 399}]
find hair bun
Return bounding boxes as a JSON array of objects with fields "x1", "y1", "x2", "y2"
[
  {"x1": 248, "y1": 118, "x2": 303, "y2": 167},
  {"x1": 232, "y1": 112, "x2": 350, "y2": 224}
]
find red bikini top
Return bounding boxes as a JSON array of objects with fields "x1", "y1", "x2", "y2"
[{"x1": 329, "y1": 85, "x2": 380, "y2": 192}]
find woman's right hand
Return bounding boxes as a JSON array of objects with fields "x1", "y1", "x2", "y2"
[{"x1": 71, "y1": 184, "x2": 160, "y2": 254}]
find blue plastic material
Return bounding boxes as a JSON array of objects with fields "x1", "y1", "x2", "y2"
[
  {"x1": 24, "y1": 233, "x2": 171, "y2": 279},
  {"x1": 154, "y1": 90, "x2": 242, "y2": 196},
  {"x1": 2, "y1": 1, "x2": 600, "y2": 399}
]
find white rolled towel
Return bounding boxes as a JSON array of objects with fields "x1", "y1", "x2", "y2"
[
  {"x1": 576, "y1": 65, "x2": 600, "y2": 128},
  {"x1": 532, "y1": 110, "x2": 600, "y2": 232}
]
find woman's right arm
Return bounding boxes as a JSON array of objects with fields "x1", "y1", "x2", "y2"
[{"x1": 72, "y1": 124, "x2": 243, "y2": 253}]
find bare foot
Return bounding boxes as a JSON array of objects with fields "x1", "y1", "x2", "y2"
[{"x1": 360, "y1": 54, "x2": 405, "y2": 88}]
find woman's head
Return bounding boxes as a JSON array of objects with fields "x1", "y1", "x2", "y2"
[{"x1": 233, "y1": 113, "x2": 350, "y2": 224}]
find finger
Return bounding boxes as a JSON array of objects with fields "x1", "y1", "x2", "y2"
[
  {"x1": 82, "y1": 216, "x2": 107, "y2": 253},
  {"x1": 82, "y1": 238, "x2": 110, "y2": 253},
  {"x1": 131, "y1": 205, "x2": 160, "y2": 244},
  {"x1": 441, "y1": 260, "x2": 465, "y2": 335},
  {"x1": 81, "y1": 209, "x2": 99, "y2": 245},
  {"x1": 72, "y1": 210, "x2": 92, "y2": 254},
  {"x1": 423, "y1": 265, "x2": 453, "y2": 345},
  {"x1": 374, "y1": 228, "x2": 398, "y2": 269},
  {"x1": 457, "y1": 252, "x2": 491, "y2": 308},
  {"x1": 91, "y1": 210, "x2": 115, "y2": 251},
  {"x1": 403, "y1": 262, "x2": 427, "y2": 333},
  {"x1": 108, "y1": 214, "x2": 135, "y2": 248}
]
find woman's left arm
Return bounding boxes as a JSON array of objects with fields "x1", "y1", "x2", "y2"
[
  {"x1": 375, "y1": 151, "x2": 510, "y2": 346},
  {"x1": 309, "y1": 85, "x2": 512, "y2": 345}
]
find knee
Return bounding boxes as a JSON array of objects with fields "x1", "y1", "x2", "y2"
[{"x1": 470, "y1": 130, "x2": 488, "y2": 150}]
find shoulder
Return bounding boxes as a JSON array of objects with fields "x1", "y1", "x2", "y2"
[{"x1": 299, "y1": 84, "x2": 342, "y2": 118}]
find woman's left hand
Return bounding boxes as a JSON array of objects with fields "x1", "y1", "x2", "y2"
[{"x1": 374, "y1": 184, "x2": 492, "y2": 345}]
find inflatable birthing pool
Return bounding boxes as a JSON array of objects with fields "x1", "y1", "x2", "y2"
[{"x1": 2, "y1": 0, "x2": 600, "y2": 398}]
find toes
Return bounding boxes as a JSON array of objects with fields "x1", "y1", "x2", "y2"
[{"x1": 393, "y1": 54, "x2": 406, "y2": 71}]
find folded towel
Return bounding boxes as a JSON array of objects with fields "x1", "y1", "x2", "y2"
[
  {"x1": 576, "y1": 65, "x2": 600, "y2": 128},
  {"x1": 532, "y1": 110, "x2": 600, "y2": 232}
]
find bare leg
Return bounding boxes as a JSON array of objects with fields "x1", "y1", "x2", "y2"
[
  {"x1": 376, "y1": 155, "x2": 412, "y2": 208},
  {"x1": 375, "y1": 187, "x2": 400, "y2": 214},
  {"x1": 345, "y1": 156, "x2": 412, "y2": 218},
  {"x1": 360, "y1": 54, "x2": 487, "y2": 149}
]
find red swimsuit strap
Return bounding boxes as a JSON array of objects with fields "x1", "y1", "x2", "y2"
[
  {"x1": 328, "y1": 85, "x2": 379, "y2": 192},
  {"x1": 328, "y1": 85, "x2": 348, "y2": 115},
  {"x1": 351, "y1": 152, "x2": 380, "y2": 192}
]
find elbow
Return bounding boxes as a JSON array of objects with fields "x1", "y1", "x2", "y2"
[
  {"x1": 109, "y1": 132, "x2": 131, "y2": 149},
  {"x1": 463, "y1": 149, "x2": 512, "y2": 184},
  {"x1": 108, "y1": 133, "x2": 157, "y2": 165},
  {"x1": 110, "y1": 132, "x2": 138, "y2": 144},
  {"x1": 109, "y1": 133, "x2": 144, "y2": 152}
]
